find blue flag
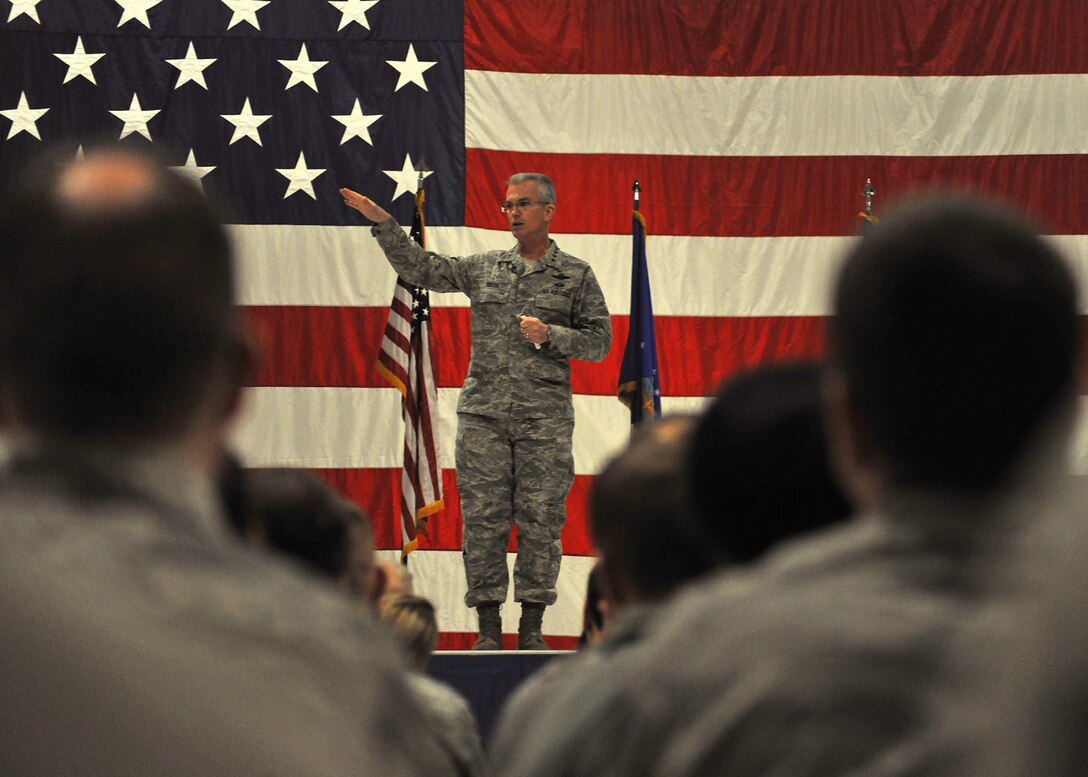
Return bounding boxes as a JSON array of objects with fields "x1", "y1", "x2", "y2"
[{"x1": 618, "y1": 210, "x2": 661, "y2": 424}]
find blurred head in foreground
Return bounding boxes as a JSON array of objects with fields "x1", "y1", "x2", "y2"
[
  {"x1": 0, "y1": 146, "x2": 249, "y2": 471},
  {"x1": 688, "y1": 360, "x2": 853, "y2": 564},
  {"x1": 826, "y1": 194, "x2": 1078, "y2": 506}
]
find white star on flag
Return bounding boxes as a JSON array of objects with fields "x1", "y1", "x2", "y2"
[
  {"x1": 54, "y1": 36, "x2": 106, "y2": 85},
  {"x1": 278, "y1": 44, "x2": 328, "y2": 92},
  {"x1": 166, "y1": 42, "x2": 217, "y2": 90},
  {"x1": 7, "y1": 0, "x2": 43, "y2": 23},
  {"x1": 276, "y1": 152, "x2": 326, "y2": 199},
  {"x1": 328, "y1": 0, "x2": 379, "y2": 31},
  {"x1": 386, "y1": 44, "x2": 437, "y2": 92},
  {"x1": 171, "y1": 149, "x2": 216, "y2": 183},
  {"x1": 221, "y1": 98, "x2": 272, "y2": 145},
  {"x1": 109, "y1": 94, "x2": 159, "y2": 140},
  {"x1": 383, "y1": 153, "x2": 432, "y2": 201},
  {"x1": 114, "y1": 0, "x2": 164, "y2": 29},
  {"x1": 331, "y1": 99, "x2": 381, "y2": 145},
  {"x1": 1, "y1": 92, "x2": 50, "y2": 140},
  {"x1": 221, "y1": 0, "x2": 270, "y2": 30}
]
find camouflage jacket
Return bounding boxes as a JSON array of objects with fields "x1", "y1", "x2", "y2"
[{"x1": 372, "y1": 219, "x2": 612, "y2": 419}]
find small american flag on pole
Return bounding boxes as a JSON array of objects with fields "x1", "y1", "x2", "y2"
[{"x1": 376, "y1": 183, "x2": 444, "y2": 558}]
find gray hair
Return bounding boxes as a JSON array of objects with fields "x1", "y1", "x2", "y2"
[{"x1": 508, "y1": 172, "x2": 556, "y2": 205}]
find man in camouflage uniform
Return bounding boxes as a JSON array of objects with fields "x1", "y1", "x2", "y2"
[{"x1": 341, "y1": 173, "x2": 612, "y2": 649}]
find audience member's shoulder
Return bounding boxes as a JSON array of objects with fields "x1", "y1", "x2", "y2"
[
  {"x1": 752, "y1": 513, "x2": 889, "y2": 581},
  {"x1": 409, "y1": 673, "x2": 479, "y2": 741},
  {"x1": 639, "y1": 521, "x2": 872, "y2": 626},
  {"x1": 492, "y1": 602, "x2": 662, "y2": 771},
  {"x1": 2, "y1": 524, "x2": 443, "y2": 777},
  {"x1": 0, "y1": 477, "x2": 405, "y2": 672},
  {"x1": 598, "y1": 522, "x2": 887, "y2": 681},
  {"x1": 493, "y1": 648, "x2": 602, "y2": 752},
  {"x1": 409, "y1": 674, "x2": 489, "y2": 777}
]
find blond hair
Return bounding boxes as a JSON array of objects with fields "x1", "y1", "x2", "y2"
[{"x1": 378, "y1": 593, "x2": 439, "y2": 670}]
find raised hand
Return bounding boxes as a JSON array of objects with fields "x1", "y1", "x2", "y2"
[{"x1": 339, "y1": 188, "x2": 391, "y2": 223}]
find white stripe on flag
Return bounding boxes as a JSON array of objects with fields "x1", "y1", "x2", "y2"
[
  {"x1": 233, "y1": 225, "x2": 1088, "y2": 316},
  {"x1": 466, "y1": 71, "x2": 1088, "y2": 156}
]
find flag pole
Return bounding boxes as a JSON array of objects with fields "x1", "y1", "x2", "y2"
[
  {"x1": 415, "y1": 171, "x2": 425, "y2": 223},
  {"x1": 377, "y1": 166, "x2": 444, "y2": 567},
  {"x1": 858, "y1": 178, "x2": 877, "y2": 232},
  {"x1": 406, "y1": 166, "x2": 425, "y2": 571}
]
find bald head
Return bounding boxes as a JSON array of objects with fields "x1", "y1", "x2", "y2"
[
  {"x1": 56, "y1": 151, "x2": 162, "y2": 212},
  {"x1": 0, "y1": 147, "x2": 239, "y2": 442}
]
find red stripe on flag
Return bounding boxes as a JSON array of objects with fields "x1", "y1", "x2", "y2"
[
  {"x1": 247, "y1": 305, "x2": 1088, "y2": 397},
  {"x1": 311, "y1": 468, "x2": 597, "y2": 557},
  {"x1": 245, "y1": 306, "x2": 828, "y2": 396},
  {"x1": 465, "y1": 0, "x2": 1088, "y2": 76},
  {"x1": 437, "y1": 632, "x2": 581, "y2": 651},
  {"x1": 467, "y1": 149, "x2": 1088, "y2": 237}
]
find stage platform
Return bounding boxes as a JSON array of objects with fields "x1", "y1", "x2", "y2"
[{"x1": 427, "y1": 650, "x2": 564, "y2": 741}]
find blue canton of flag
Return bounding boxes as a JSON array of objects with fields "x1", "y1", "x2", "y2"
[
  {"x1": 618, "y1": 206, "x2": 661, "y2": 425},
  {"x1": 408, "y1": 286, "x2": 429, "y2": 331},
  {"x1": 0, "y1": 0, "x2": 462, "y2": 565},
  {"x1": 0, "y1": 0, "x2": 465, "y2": 227}
]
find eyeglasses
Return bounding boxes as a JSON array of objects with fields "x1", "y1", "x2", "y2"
[{"x1": 500, "y1": 199, "x2": 550, "y2": 213}]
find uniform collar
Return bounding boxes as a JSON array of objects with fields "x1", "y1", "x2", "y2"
[{"x1": 500, "y1": 239, "x2": 559, "y2": 271}]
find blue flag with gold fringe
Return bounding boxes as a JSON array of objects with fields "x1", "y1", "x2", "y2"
[{"x1": 618, "y1": 201, "x2": 661, "y2": 425}]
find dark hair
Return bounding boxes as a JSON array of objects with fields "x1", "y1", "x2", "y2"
[
  {"x1": 0, "y1": 146, "x2": 236, "y2": 438},
  {"x1": 579, "y1": 561, "x2": 607, "y2": 646},
  {"x1": 831, "y1": 194, "x2": 1078, "y2": 491},
  {"x1": 223, "y1": 467, "x2": 370, "y2": 582},
  {"x1": 589, "y1": 414, "x2": 719, "y2": 601},
  {"x1": 688, "y1": 360, "x2": 852, "y2": 563}
]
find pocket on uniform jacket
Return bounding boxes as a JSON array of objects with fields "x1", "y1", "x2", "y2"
[
  {"x1": 526, "y1": 352, "x2": 569, "y2": 385},
  {"x1": 535, "y1": 293, "x2": 572, "y2": 321},
  {"x1": 476, "y1": 283, "x2": 510, "y2": 305}
]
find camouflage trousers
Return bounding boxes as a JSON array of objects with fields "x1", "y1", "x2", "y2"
[{"x1": 456, "y1": 412, "x2": 575, "y2": 608}]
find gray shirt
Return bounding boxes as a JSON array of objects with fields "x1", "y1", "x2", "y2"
[
  {"x1": 0, "y1": 440, "x2": 455, "y2": 777},
  {"x1": 490, "y1": 602, "x2": 657, "y2": 764},
  {"x1": 372, "y1": 219, "x2": 612, "y2": 420},
  {"x1": 498, "y1": 491, "x2": 1011, "y2": 777},
  {"x1": 410, "y1": 673, "x2": 491, "y2": 777}
]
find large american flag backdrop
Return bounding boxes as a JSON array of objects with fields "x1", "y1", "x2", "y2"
[{"x1": 4, "y1": 0, "x2": 1088, "y2": 648}]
